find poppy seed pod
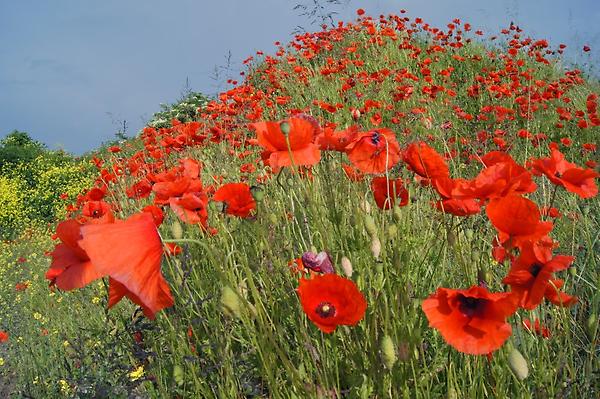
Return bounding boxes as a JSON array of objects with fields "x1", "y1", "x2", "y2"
[
  {"x1": 250, "y1": 186, "x2": 265, "y2": 201},
  {"x1": 508, "y1": 347, "x2": 529, "y2": 380},
  {"x1": 341, "y1": 256, "x2": 353, "y2": 277},
  {"x1": 371, "y1": 236, "x2": 381, "y2": 259},
  {"x1": 221, "y1": 286, "x2": 242, "y2": 318},
  {"x1": 360, "y1": 199, "x2": 371, "y2": 214},
  {"x1": 387, "y1": 224, "x2": 398, "y2": 238},
  {"x1": 170, "y1": 220, "x2": 183, "y2": 240},
  {"x1": 279, "y1": 121, "x2": 291, "y2": 135},
  {"x1": 364, "y1": 215, "x2": 377, "y2": 237},
  {"x1": 172, "y1": 364, "x2": 184, "y2": 386},
  {"x1": 393, "y1": 204, "x2": 402, "y2": 222},
  {"x1": 569, "y1": 266, "x2": 577, "y2": 277},
  {"x1": 381, "y1": 335, "x2": 397, "y2": 369}
]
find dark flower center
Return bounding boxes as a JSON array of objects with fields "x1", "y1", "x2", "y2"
[
  {"x1": 371, "y1": 131, "x2": 381, "y2": 145},
  {"x1": 530, "y1": 263, "x2": 543, "y2": 277},
  {"x1": 315, "y1": 302, "x2": 336, "y2": 318},
  {"x1": 457, "y1": 294, "x2": 487, "y2": 318}
]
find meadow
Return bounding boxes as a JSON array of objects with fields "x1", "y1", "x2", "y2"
[{"x1": 0, "y1": 9, "x2": 599, "y2": 398}]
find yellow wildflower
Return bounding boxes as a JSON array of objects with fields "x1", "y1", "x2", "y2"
[{"x1": 129, "y1": 365, "x2": 145, "y2": 381}]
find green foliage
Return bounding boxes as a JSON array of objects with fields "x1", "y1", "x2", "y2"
[
  {"x1": 0, "y1": 130, "x2": 46, "y2": 169},
  {"x1": 147, "y1": 91, "x2": 209, "y2": 129},
  {"x1": 0, "y1": 131, "x2": 94, "y2": 239}
]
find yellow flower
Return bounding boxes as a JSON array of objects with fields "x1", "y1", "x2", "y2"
[
  {"x1": 92, "y1": 297, "x2": 101, "y2": 305},
  {"x1": 129, "y1": 365, "x2": 145, "y2": 381},
  {"x1": 0, "y1": 357, "x2": 4, "y2": 366},
  {"x1": 59, "y1": 379, "x2": 70, "y2": 395},
  {"x1": 33, "y1": 312, "x2": 42, "y2": 320}
]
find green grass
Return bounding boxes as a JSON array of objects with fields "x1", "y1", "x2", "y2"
[{"x1": 1, "y1": 12, "x2": 599, "y2": 398}]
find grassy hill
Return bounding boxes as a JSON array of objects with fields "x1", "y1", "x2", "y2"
[{"x1": 1, "y1": 10, "x2": 599, "y2": 398}]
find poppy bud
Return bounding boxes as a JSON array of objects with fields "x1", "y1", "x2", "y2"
[
  {"x1": 211, "y1": 200, "x2": 226, "y2": 213},
  {"x1": 364, "y1": 215, "x2": 377, "y2": 237},
  {"x1": 508, "y1": 347, "x2": 529, "y2": 380},
  {"x1": 381, "y1": 335, "x2": 397, "y2": 369},
  {"x1": 172, "y1": 364, "x2": 185, "y2": 386},
  {"x1": 465, "y1": 228, "x2": 474, "y2": 240},
  {"x1": 586, "y1": 313, "x2": 597, "y2": 339},
  {"x1": 569, "y1": 266, "x2": 577, "y2": 277},
  {"x1": 351, "y1": 108, "x2": 361, "y2": 120},
  {"x1": 170, "y1": 220, "x2": 183, "y2": 240},
  {"x1": 221, "y1": 286, "x2": 242, "y2": 318},
  {"x1": 250, "y1": 186, "x2": 265, "y2": 201},
  {"x1": 387, "y1": 224, "x2": 398, "y2": 238},
  {"x1": 371, "y1": 236, "x2": 381, "y2": 259},
  {"x1": 341, "y1": 256, "x2": 353, "y2": 277},
  {"x1": 360, "y1": 199, "x2": 371, "y2": 214},
  {"x1": 269, "y1": 214, "x2": 278, "y2": 225},
  {"x1": 392, "y1": 205, "x2": 402, "y2": 222},
  {"x1": 447, "y1": 386, "x2": 458, "y2": 399},
  {"x1": 301, "y1": 251, "x2": 334, "y2": 274},
  {"x1": 280, "y1": 121, "x2": 291, "y2": 135}
]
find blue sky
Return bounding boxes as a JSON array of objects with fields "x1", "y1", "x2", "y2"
[{"x1": 1, "y1": 0, "x2": 598, "y2": 154}]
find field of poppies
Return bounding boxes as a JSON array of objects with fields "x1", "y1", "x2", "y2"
[{"x1": 1, "y1": 9, "x2": 599, "y2": 398}]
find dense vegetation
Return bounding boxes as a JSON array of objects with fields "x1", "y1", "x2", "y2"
[
  {"x1": 0, "y1": 131, "x2": 94, "y2": 240},
  {"x1": 1, "y1": 10, "x2": 599, "y2": 398}
]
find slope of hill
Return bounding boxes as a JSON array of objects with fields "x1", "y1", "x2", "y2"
[{"x1": 1, "y1": 10, "x2": 598, "y2": 398}]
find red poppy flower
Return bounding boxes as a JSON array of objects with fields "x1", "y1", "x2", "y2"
[
  {"x1": 317, "y1": 125, "x2": 360, "y2": 152},
  {"x1": 15, "y1": 282, "x2": 29, "y2": 291},
  {"x1": 142, "y1": 205, "x2": 165, "y2": 226},
  {"x1": 152, "y1": 176, "x2": 203, "y2": 205},
  {"x1": 346, "y1": 128, "x2": 401, "y2": 174},
  {"x1": 422, "y1": 286, "x2": 517, "y2": 355},
  {"x1": 341, "y1": 163, "x2": 365, "y2": 181},
  {"x1": 502, "y1": 242, "x2": 574, "y2": 309},
  {"x1": 169, "y1": 192, "x2": 209, "y2": 226},
  {"x1": 212, "y1": 183, "x2": 256, "y2": 218},
  {"x1": 453, "y1": 152, "x2": 536, "y2": 200},
  {"x1": 81, "y1": 201, "x2": 113, "y2": 223},
  {"x1": 46, "y1": 219, "x2": 103, "y2": 291},
  {"x1": 297, "y1": 274, "x2": 367, "y2": 333},
  {"x1": 486, "y1": 195, "x2": 553, "y2": 249},
  {"x1": 126, "y1": 179, "x2": 153, "y2": 199},
  {"x1": 0, "y1": 330, "x2": 8, "y2": 343},
  {"x1": 543, "y1": 279, "x2": 577, "y2": 307},
  {"x1": 522, "y1": 319, "x2": 550, "y2": 338},
  {"x1": 530, "y1": 146, "x2": 599, "y2": 198},
  {"x1": 403, "y1": 141, "x2": 449, "y2": 181},
  {"x1": 251, "y1": 117, "x2": 321, "y2": 172},
  {"x1": 432, "y1": 176, "x2": 481, "y2": 216},
  {"x1": 78, "y1": 212, "x2": 174, "y2": 319},
  {"x1": 371, "y1": 176, "x2": 409, "y2": 209}
]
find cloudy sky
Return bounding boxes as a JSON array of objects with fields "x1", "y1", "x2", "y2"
[{"x1": 1, "y1": 0, "x2": 598, "y2": 154}]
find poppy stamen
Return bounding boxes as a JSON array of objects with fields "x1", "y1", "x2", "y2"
[
  {"x1": 457, "y1": 294, "x2": 487, "y2": 317},
  {"x1": 315, "y1": 301, "x2": 336, "y2": 318},
  {"x1": 371, "y1": 131, "x2": 381, "y2": 145},
  {"x1": 530, "y1": 263, "x2": 543, "y2": 277}
]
